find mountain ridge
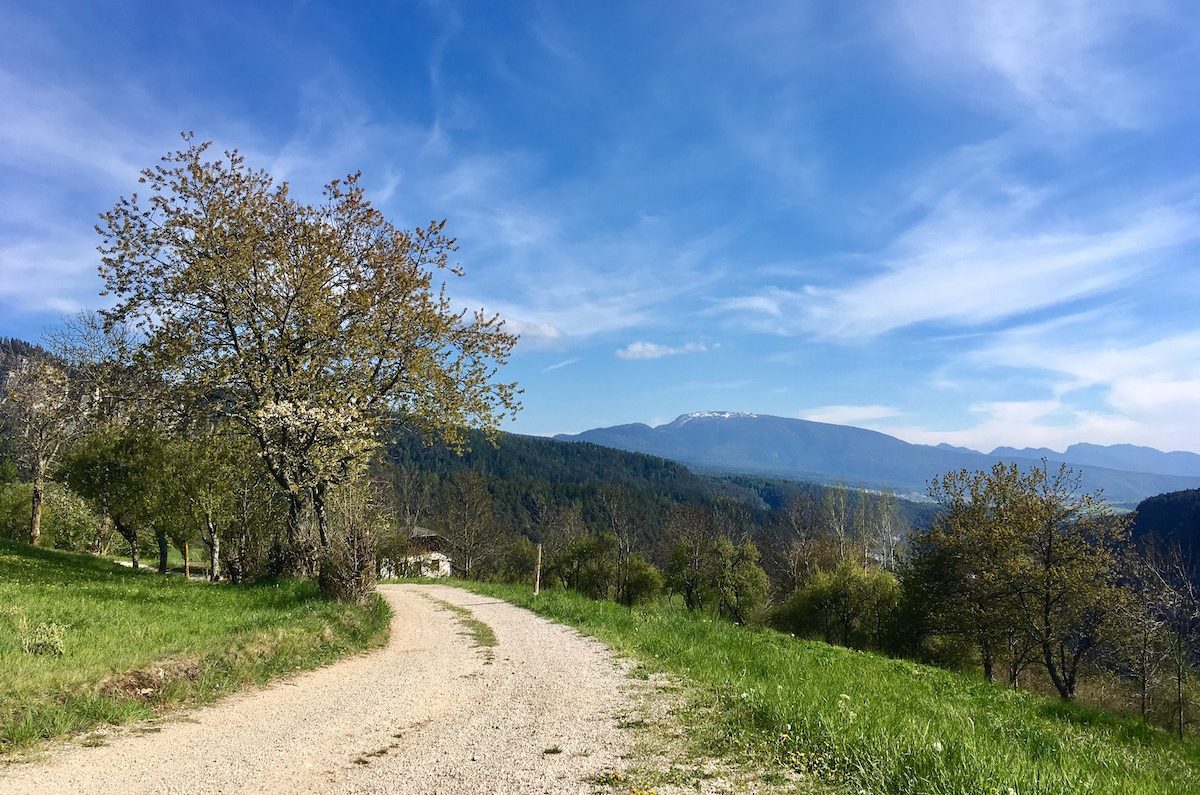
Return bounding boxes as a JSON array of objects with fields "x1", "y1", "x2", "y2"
[{"x1": 555, "y1": 412, "x2": 1200, "y2": 506}]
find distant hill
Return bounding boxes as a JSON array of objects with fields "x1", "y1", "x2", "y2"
[
  {"x1": 991, "y1": 442, "x2": 1200, "y2": 478},
  {"x1": 386, "y1": 426, "x2": 937, "y2": 536},
  {"x1": 556, "y1": 412, "x2": 1200, "y2": 506},
  {"x1": 1130, "y1": 489, "x2": 1200, "y2": 570}
]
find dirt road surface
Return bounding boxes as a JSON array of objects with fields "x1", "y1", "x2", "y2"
[{"x1": 0, "y1": 584, "x2": 641, "y2": 794}]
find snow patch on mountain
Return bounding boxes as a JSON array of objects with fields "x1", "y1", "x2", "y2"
[{"x1": 669, "y1": 411, "x2": 759, "y2": 426}]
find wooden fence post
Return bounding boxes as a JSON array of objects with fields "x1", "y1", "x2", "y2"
[{"x1": 534, "y1": 542, "x2": 542, "y2": 597}]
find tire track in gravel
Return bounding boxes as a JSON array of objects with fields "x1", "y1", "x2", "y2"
[{"x1": 0, "y1": 584, "x2": 641, "y2": 794}]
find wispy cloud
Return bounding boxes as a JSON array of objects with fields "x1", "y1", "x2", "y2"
[
  {"x1": 801, "y1": 404, "x2": 901, "y2": 426},
  {"x1": 541, "y1": 356, "x2": 580, "y2": 373},
  {"x1": 888, "y1": 0, "x2": 1170, "y2": 130},
  {"x1": 616, "y1": 341, "x2": 708, "y2": 360},
  {"x1": 716, "y1": 192, "x2": 1197, "y2": 340}
]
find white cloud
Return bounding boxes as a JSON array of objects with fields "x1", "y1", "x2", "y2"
[
  {"x1": 819, "y1": 203, "x2": 1192, "y2": 338},
  {"x1": 0, "y1": 235, "x2": 105, "y2": 316},
  {"x1": 889, "y1": 0, "x2": 1165, "y2": 130},
  {"x1": 864, "y1": 321, "x2": 1200, "y2": 453},
  {"x1": 615, "y1": 341, "x2": 708, "y2": 360},
  {"x1": 716, "y1": 194, "x2": 1197, "y2": 340},
  {"x1": 541, "y1": 357, "x2": 580, "y2": 373},
  {"x1": 801, "y1": 404, "x2": 901, "y2": 426}
]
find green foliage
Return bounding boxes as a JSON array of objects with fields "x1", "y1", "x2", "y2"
[
  {"x1": 0, "y1": 482, "x2": 101, "y2": 552},
  {"x1": 574, "y1": 533, "x2": 619, "y2": 600},
  {"x1": 500, "y1": 535, "x2": 538, "y2": 584},
  {"x1": 777, "y1": 560, "x2": 901, "y2": 650},
  {"x1": 0, "y1": 539, "x2": 389, "y2": 753},
  {"x1": 620, "y1": 552, "x2": 663, "y2": 606},
  {"x1": 97, "y1": 136, "x2": 520, "y2": 595},
  {"x1": 461, "y1": 582, "x2": 1200, "y2": 795},
  {"x1": 58, "y1": 424, "x2": 169, "y2": 567},
  {"x1": 714, "y1": 537, "x2": 769, "y2": 624},
  {"x1": 908, "y1": 462, "x2": 1133, "y2": 697}
]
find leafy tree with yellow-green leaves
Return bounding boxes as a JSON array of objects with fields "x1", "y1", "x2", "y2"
[
  {"x1": 910, "y1": 461, "x2": 1132, "y2": 700},
  {"x1": 96, "y1": 134, "x2": 520, "y2": 599}
]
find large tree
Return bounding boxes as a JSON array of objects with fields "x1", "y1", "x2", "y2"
[
  {"x1": 910, "y1": 461, "x2": 1131, "y2": 699},
  {"x1": 97, "y1": 135, "x2": 520, "y2": 593}
]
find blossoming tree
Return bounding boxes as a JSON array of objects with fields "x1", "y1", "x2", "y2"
[{"x1": 96, "y1": 134, "x2": 521, "y2": 598}]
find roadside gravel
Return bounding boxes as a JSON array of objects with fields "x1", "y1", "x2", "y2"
[{"x1": 0, "y1": 584, "x2": 640, "y2": 794}]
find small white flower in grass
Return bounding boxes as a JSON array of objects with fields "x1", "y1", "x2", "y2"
[{"x1": 932, "y1": 740, "x2": 944, "y2": 753}]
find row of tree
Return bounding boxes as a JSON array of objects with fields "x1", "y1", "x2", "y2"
[{"x1": 763, "y1": 462, "x2": 1198, "y2": 736}]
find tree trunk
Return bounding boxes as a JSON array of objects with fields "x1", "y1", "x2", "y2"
[
  {"x1": 183, "y1": 542, "x2": 190, "y2": 578},
  {"x1": 1042, "y1": 640, "x2": 1077, "y2": 701},
  {"x1": 312, "y1": 483, "x2": 330, "y2": 548},
  {"x1": 207, "y1": 517, "x2": 221, "y2": 582},
  {"x1": 29, "y1": 464, "x2": 45, "y2": 545},
  {"x1": 980, "y1": 639, "x2": 995, "y2": 683},
  {"x1": 91, "y1": 515, "x2": 114, "y2": 555},
  {"x1": 156, "y1": 529, "x2": 169, "y2": 574},
  {"x1": 1140, "y1": 632, "x2": 1150, "y2": 721},
  {"x1": 1177, "y1": 638, "x2": 1187, "y2": 738},
  {"x1": 116, "y1": 519, "x2": 139, "y2": 569},
  {"x1": 281, "y1": 492, "x2": 315, "y2": 576}
]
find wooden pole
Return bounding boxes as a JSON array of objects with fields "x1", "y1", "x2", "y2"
[{"x1": 534, "y1": 542, "x2": 542, "y2": 597}]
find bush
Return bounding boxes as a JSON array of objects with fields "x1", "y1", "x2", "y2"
[
  {"x1": 620, "y1": 553, "x2": 663, "y2": 606},
  {"x1": 777, "y1": 560, "x2": 900, "y2": 650},
  {"x1": 318, "y1": 526, "x2": 377, "y2": 606},
  {"x1": 0, "y1": 482, "x2": 101, "y2": 550},
  {"x1": 501, "y1": 535, "x2": 539, "y2": 584},
  {"x1": 714, "y1": 537, "x2": 769, "y2": 624}
]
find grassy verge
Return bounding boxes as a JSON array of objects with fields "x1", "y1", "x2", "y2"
[
  {"x1": 450, "y1": 580, "x2": 1200, "y2": 795},
  {"x1": 0, "y1": 540, "x2": 390, "y2": 753},
  {"x1": 420, "y1": 593, "x2": 497, "y2": 663}
]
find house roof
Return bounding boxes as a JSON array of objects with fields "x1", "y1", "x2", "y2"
[{"x1": 409, "y1": 525, "x2": 439, "y2": 539}]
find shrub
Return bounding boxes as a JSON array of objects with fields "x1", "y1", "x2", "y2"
[
  {"x1": 714, "y1": 537, "x2": 769, "y2": 624},
  {"x1": 777, "y1": 560, "x2": 900, "y2": 649},
  {"x1": 620, "y1": 553, "x2": 663, "y2": 606}
]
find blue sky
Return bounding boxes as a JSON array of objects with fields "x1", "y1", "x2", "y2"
[{"x1": 2, "y1": 1, "x2": 1200, "y2": 451}]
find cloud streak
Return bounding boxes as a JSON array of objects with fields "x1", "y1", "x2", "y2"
[
  {"x1": 889, "y1": 0, "x2": 1171, "y2": 130},
  {"x1": 541, "y1": 356, "x2": 580, "y2": 373},
  {"x1": 801, "y1": 404, "x2": 901, "y2": 426},
  {"x1": 615, "y1": 341, "x2": 708, "y2": 360},
  {"x1": 716, "y1": 190, "x2": 1197, "y2": 340}
]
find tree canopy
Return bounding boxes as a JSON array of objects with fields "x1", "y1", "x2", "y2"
[{"x1": 95, "y1": 134, "x2": 520, "y2": 591}]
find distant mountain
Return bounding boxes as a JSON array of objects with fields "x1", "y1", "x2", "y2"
[
  {"x1": 991, "y1": 443, "x2": 1200, "y2": 478},
  {"x1": 556, "y1": 412, "x2": 1200, "y2": 506}
]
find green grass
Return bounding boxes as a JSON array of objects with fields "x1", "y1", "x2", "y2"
[
  {"x1": 0, "y1": 539, "x2": 390, "y2": 753},
  {"x1": 420, "y1": 593, "x2": 497, "y2": 662},
  {"x1": 452, "y1": 581, "x2": 1200, "y2": 795}
]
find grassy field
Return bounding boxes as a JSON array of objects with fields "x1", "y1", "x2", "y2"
[
  {"x1": 0, "y1": 540, "x2": 389, "y2": 753},
  {"x1": 453, "y1": 581, "x2": 1200, "y2": 795}
]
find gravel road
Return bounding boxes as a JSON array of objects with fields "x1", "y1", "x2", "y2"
[{"x1": 0, "y1": 584, "x2": 640, "y2": 794}]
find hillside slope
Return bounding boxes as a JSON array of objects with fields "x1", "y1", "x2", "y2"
[{"x1": 1131, "y1": 488, "x2": 1200, "y2": 569}]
